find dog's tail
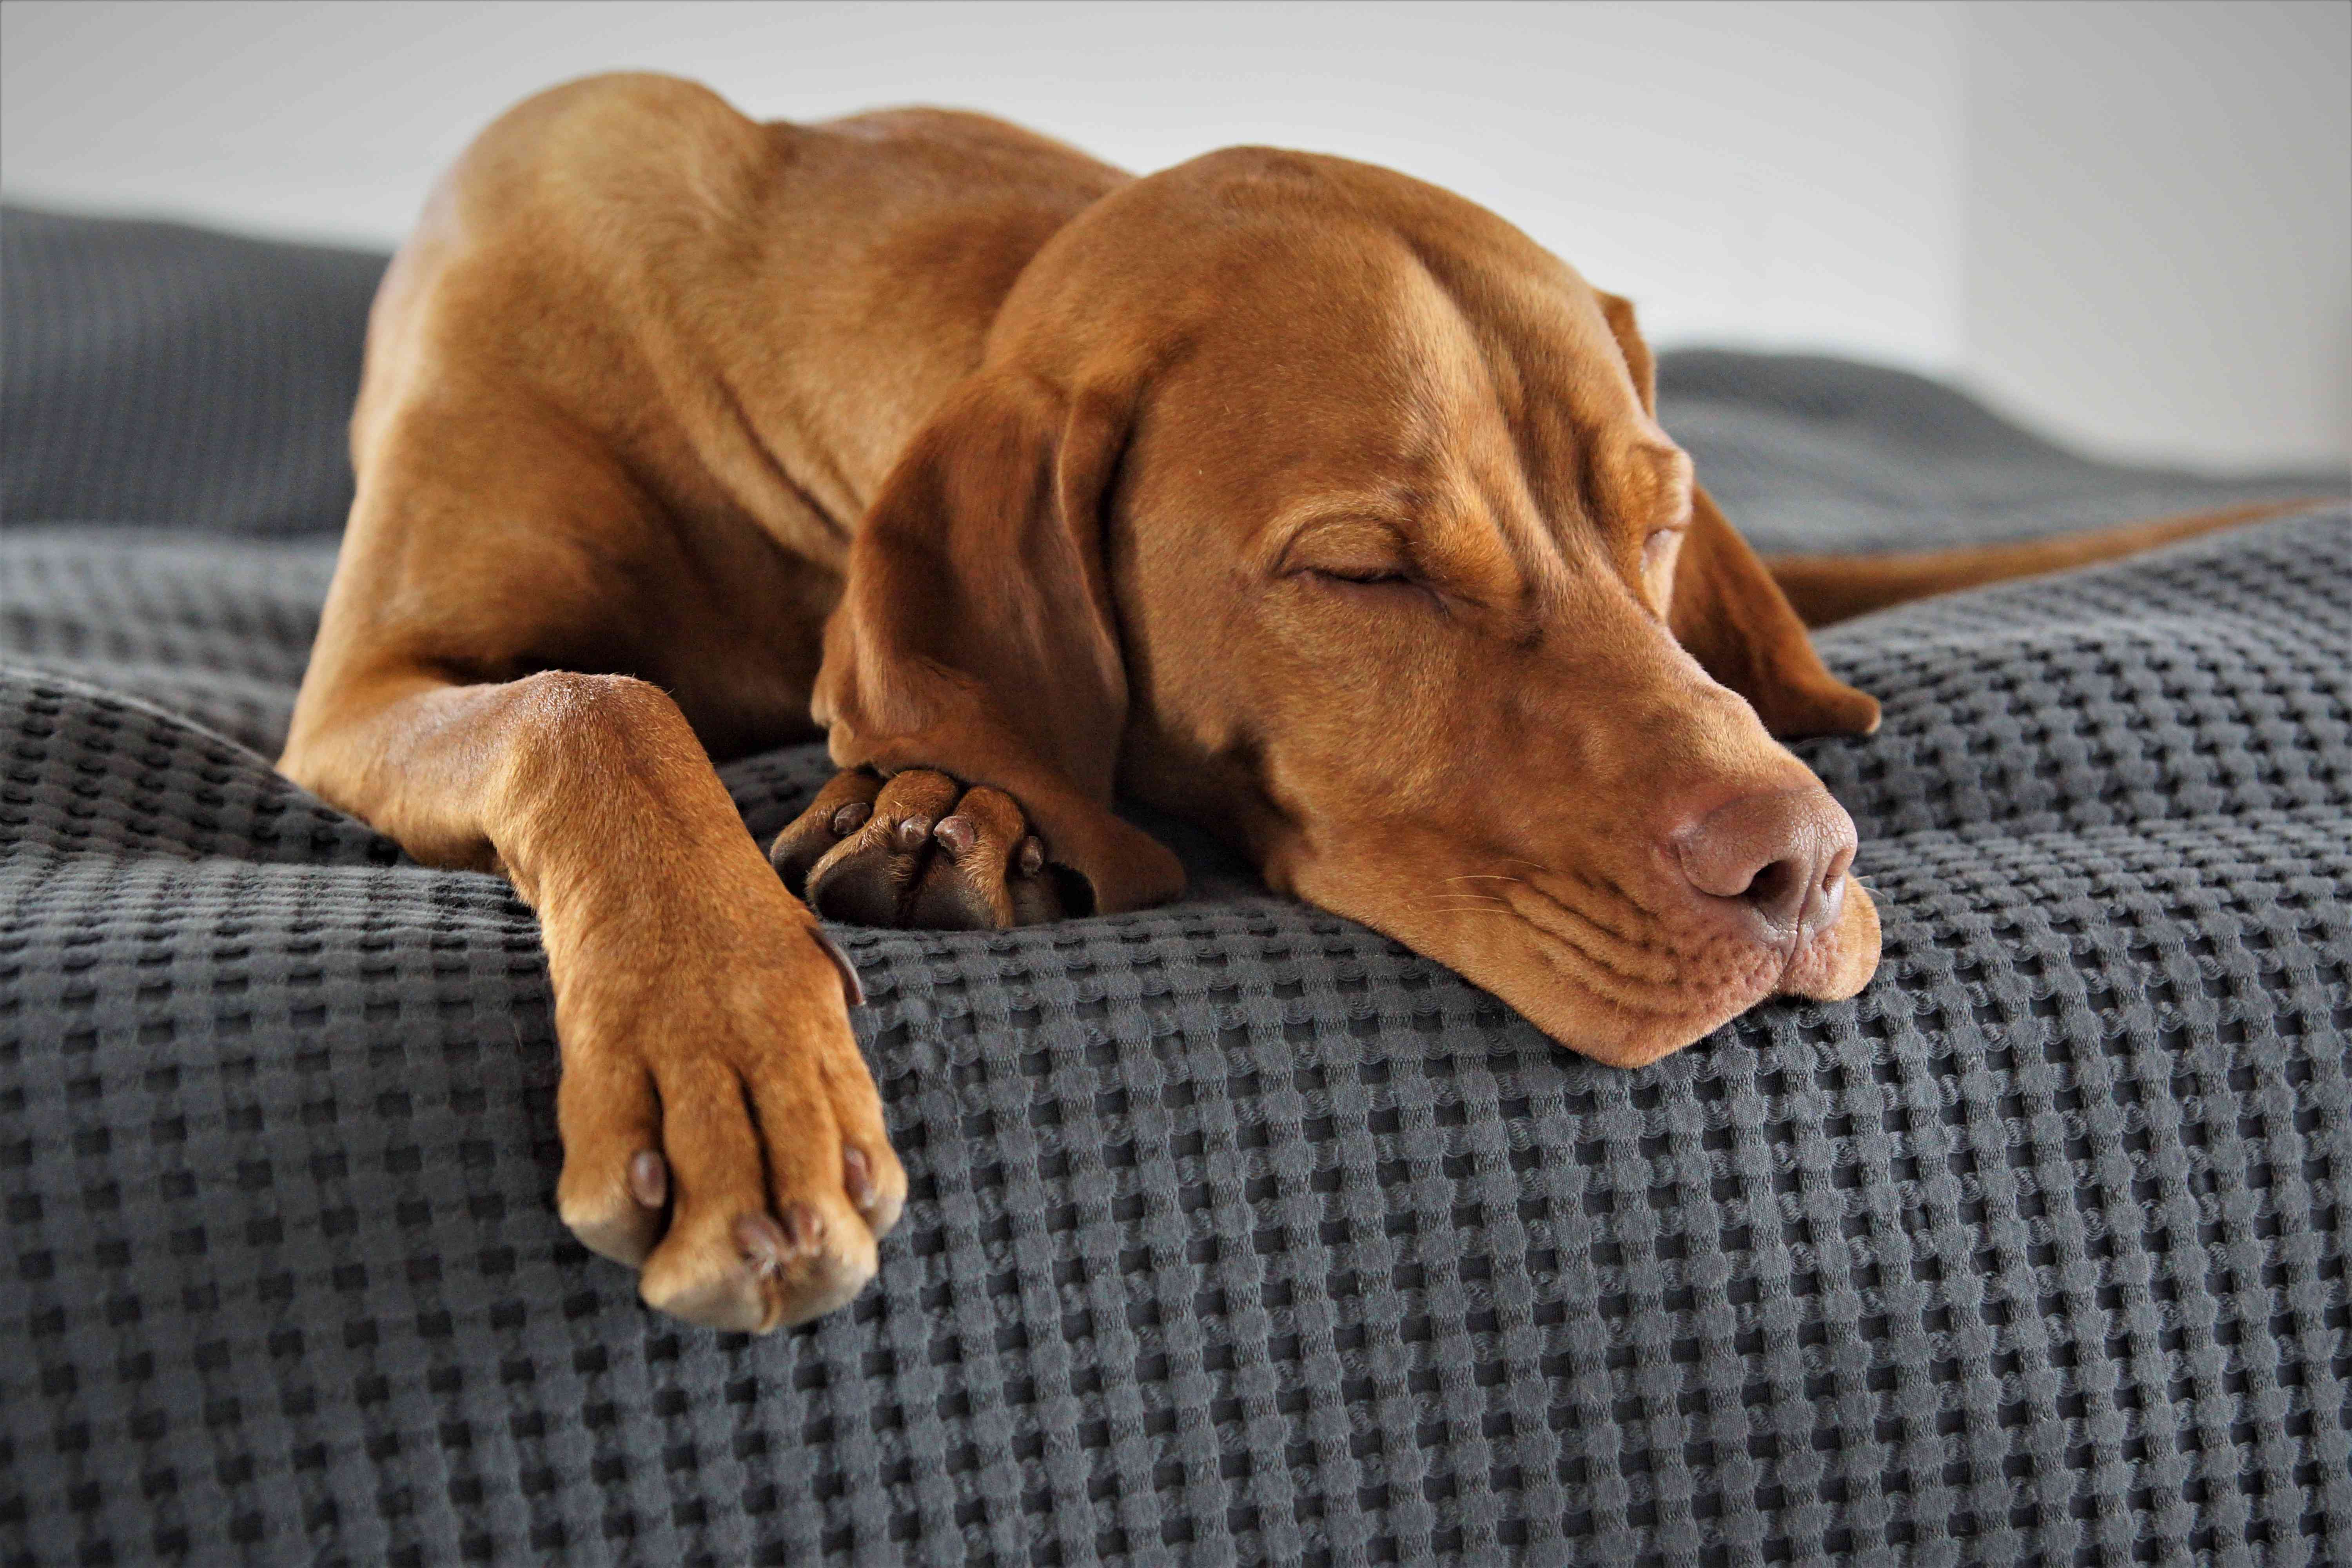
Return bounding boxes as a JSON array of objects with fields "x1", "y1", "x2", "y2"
[{"x1": 1766, "y1": 498, "x2": 2331, "y2": 629}]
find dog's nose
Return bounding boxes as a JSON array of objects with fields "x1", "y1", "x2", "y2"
[{"x1": 1672, "y1": 787, "x2": 1857, "y2": 945}]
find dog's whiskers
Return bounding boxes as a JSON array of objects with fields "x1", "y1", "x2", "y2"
[
  {"x1": 1507, "y1": 876, "x2": 1673, "y2": 965},
  {"x1": 1411, "y1": 891, "x2": 1517, "y2": 918}
]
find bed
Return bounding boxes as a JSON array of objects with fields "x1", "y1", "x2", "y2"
[{"x1": 4, "y1": 206, "x2": 2347, "y2": 1566}]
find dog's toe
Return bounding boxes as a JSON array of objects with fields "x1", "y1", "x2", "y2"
[
  {"x1": 794, "y1": 770, "x2": 1064, "y2": 930},
  {"x1": 554, "y1": 1049, "x2": 667, "y2": 1266},
  {"x1": 625, "y1": 989, "x2": 894, "y2": 1333},
  {"x1": 907, "y1": 784, "x2": 1063, "y2": 928},
  {"x1": 770, "y1": 770, "x2": 884, "y2": 896},
  {"x1": 803, "y1": 770, "x2": 958, "y2": 924}
]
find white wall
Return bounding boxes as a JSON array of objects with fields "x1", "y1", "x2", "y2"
[
  {"x1": 1962, "y1": 1, "x2": 2350, "y2": 472},
  {"x1": 3, "y1": 0, "x2": 2344, "y2": 471}
]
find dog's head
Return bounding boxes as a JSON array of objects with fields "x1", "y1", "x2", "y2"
[{"x1": 818, "y1": 147, "x2": 1881, "y2": 1066}]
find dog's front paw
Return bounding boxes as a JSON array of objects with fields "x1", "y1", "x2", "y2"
[
  {"x1": 551, "y1": 907, "x2": 907, "y2": 1332},
  {"x1": 770, "y1": 769, "x2": 1069, "y2": 929}
]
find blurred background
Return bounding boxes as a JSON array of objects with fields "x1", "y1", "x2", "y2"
[{"x1": 2, "y1": 0, "x2": 2345, "y2": 471}]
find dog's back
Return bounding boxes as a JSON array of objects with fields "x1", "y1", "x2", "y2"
[
  {"x1": 363, "y1": 75, "x2": 1120, "y2": 565},
  {"x1": 304, "y1": 76, "x2": 1125, "y2": 762}
]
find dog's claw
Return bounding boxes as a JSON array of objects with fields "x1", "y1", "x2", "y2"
[
  {"x1": 935, "y1": 814, "x2": 978, "y2": 857},
  {"x1": 809, "y1": 925, "x2": 866, "y2": 1007},
  {"x1": 736, "y1": 1212, "x2": 792, "y2": 1278},
  {"x1": 782, "y1": 1201, "x2": 826, "y2": 1255},
  {"x1": 842, "y1": 1143, "x2": 905, "y2": 1234},
  {"x1": 843, "y1": 1145, "x2": 876, "y2": 1209},
  {"x1": 771, "y1": 770, "x2": 884, "y2": 895},
  {"x1": 628, "y1": 1150, "x2": 669, "y2": 1209}
]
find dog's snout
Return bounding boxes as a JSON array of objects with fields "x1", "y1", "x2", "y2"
[{"x1": 1672, "y1": 788, "x2": 1857, "y2": 945}]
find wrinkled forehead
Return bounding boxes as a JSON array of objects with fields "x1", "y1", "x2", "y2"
[{"x1": 1128, "y1": 210, "x2": 1686, "y2": 560}]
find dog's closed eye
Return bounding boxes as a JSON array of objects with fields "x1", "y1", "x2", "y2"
[
  {"x1": 1279, "y1": 522, "x2": 1436, "y2": 602},
  {"x1": 1305, "y1": 565, "x2": 1415, "y2": 587},
  {"x1": 1298, "y1": 565, "x2": 1450, "y2": 615}
]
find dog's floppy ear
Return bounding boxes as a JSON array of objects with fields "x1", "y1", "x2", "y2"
[
  {"x1": 1669, "y1": 487, "x2": 1880, "y2": 738},
  {"x1": 1597, "y1": 290, "x2": 1661, "y2": 416},
  {"x1": 1597, "y1": 290, "x2": 1880, "y2": 741},
  {"x1": 813, "y1": 369, "x2": 1185, "y2": 915}
]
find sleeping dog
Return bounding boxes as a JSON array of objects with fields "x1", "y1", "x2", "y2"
[{"x1": 280, "y1": 74, "x2": 2289, "y2": 1332}]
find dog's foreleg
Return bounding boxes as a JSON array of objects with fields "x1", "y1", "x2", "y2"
[{"x1": 278, "y1": 666, "x2": 906, "y2": 1332}]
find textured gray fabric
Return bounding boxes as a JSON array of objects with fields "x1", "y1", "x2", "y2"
[
  {"x1": 1662, "y1": 350, "x2": 2343, "y2": 555},
  {"x1": 4, "y1": 208, "x2": 2351, "y2": 1568},
  {"x1": 2, "y1": 208, "x2": 383, "y2": 536}
]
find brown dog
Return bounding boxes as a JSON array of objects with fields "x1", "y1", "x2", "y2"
[{"x1": 279, "y1": 73, "x2": 2290, "y2": 1332}]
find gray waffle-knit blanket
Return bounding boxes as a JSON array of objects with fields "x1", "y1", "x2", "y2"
[{"x1": 4, "y1": 207, "x2": 2349, "y2": 1566}]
